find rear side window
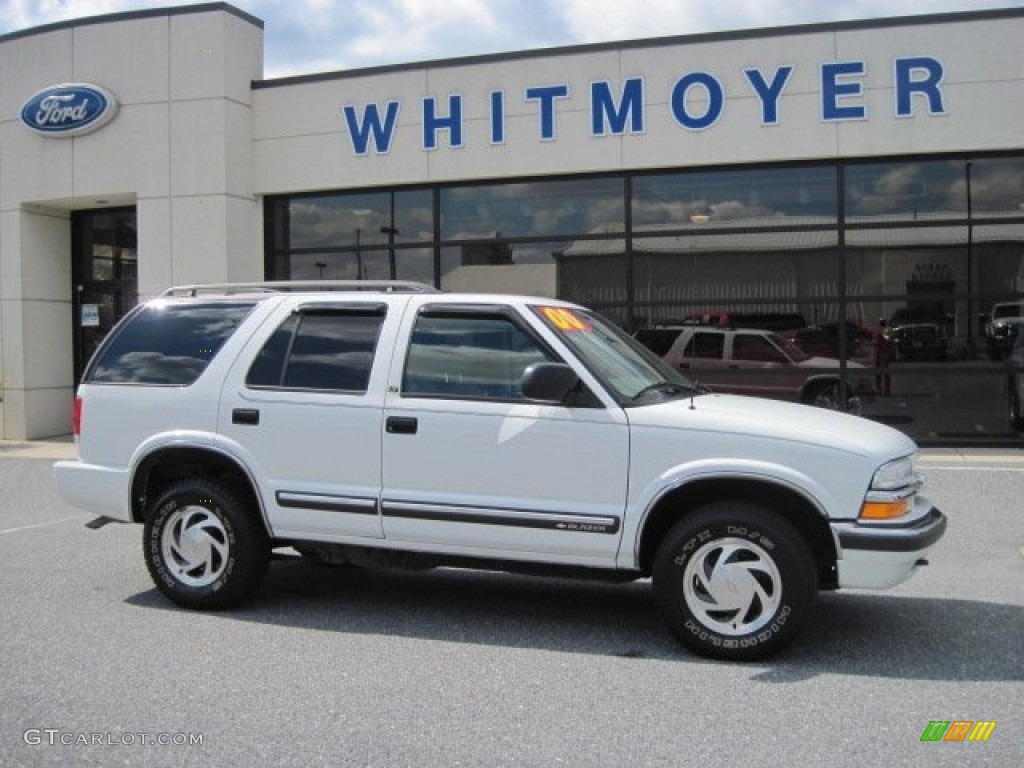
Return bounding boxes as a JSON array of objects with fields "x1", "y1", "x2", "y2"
[
  {"x1": 682, "y1": 332, "x2": 725, "y2": 360},
  {"x1": 86, "y1": 301, "x2": 256, "y2": 385},
  {"x1": 246, "y1": 308, "x2": 385, "y2": 393}
]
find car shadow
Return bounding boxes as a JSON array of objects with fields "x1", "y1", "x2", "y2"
[{"x1": 125, "y1": 558, "x2": 1023, "y2": 682}]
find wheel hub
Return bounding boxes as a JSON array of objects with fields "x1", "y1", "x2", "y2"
[
  {"x1": 161, "y1": 505, "x2": 229, "y2": 588},
  {"x1": 682, "y1": 537, "x2": 782, "y2": 636}
]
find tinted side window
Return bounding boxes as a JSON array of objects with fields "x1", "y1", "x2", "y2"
[
  {"x1": 246, "y1": 309, "x2": 385, "y2": 393},
  {"x1": 403, "y1": 314, "x2": 552, "y2": 399},
  {"x1": 682, "y1": 332, "x2": 725, "y2": 360},
  {"x1": 245, "y1": 315, "x2": 299, "y2": 387},
  {"x1": 87, "y1": 301, "x2": 256, "y2": 385}
]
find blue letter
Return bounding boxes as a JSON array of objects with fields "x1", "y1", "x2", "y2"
[
  {"x1": 670, "y1": 72, "x2": 724, "y2": 130},
  {"x1": 895, "y1": 57, "x2": 945, "y2": 116},
  {"x1": 342, "y1": 102, "x2": 400, "y2": 155},
  {"x1": 744, "y1": 66, "x2": 793, "y2": 124},
  {"x1": 822, "y1": 61, "x2": 866, "y2": 121},
  {"x1": 525, "y1": 84, "x2": 570, "y2": 140},
  {"x1": 490, "y1": 91, "x2": 505, "y2": 144},
  {"x1": 423, "y1": 94, "x2": 463, "y2": 150},
  {"x1": 591, "y1": 78, "x2": 644, "y2": 135}
]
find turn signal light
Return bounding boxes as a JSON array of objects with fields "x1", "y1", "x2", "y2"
[{"x1": 860, "y1": 498, "x2": 909, "y2": 520}]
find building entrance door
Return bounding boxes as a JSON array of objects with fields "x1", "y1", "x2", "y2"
[{"x1": 72, "y1": 208, "x2": 138, "y2": 381}]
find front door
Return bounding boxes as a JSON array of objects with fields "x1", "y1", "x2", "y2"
[
  {"x1": 72, "y1": 208, "x2": 138, "y2": 381},
  {"x1": 381, "y1": 304, "x2": 629, "y2": 565}
]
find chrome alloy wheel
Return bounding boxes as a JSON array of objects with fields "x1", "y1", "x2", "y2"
[
  {"x1": 160, "y1": 505, "x2": 230, "y2": 588},
  {"x1": 682, "y1": 537, "x2": 783, "y2": 636}
]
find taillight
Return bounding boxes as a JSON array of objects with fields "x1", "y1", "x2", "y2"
[{"x1": 72, "y1": 395, "x2": 82, "y2": 437}]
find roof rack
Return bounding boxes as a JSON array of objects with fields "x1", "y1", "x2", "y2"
[{"x1": 161, "y1": 280, "x2": 441, "y2": 297}]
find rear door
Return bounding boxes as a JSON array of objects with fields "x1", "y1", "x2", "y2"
[
  {"x1": 219, "y1": 299, "x2": 399, "y2": 541},
  {"x1": 380, "y1": 301, "x2": 629, "y2": 565},
  {"x1": 667, "y1": 330, "x2": 731, "y2": 391}
]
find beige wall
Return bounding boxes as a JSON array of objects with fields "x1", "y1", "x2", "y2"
[{"x1": 0, "y1": 7, "x2": 263, "y2": 438}]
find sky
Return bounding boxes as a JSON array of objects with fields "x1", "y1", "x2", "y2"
[{"x1": 2, "y1": 0, "x2": 1022, "y2": 79}]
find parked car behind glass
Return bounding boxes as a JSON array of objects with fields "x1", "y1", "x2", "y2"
[
  {"x1": 885, "y1": 306, "x2": 949, "y2": 361},
  {"x1": 785, "y1": 321, "x2": 873, "y2": 363},
  {"x1": 1007, "y1": 328, "x2": 1024, "y2": 431},
  {"x1": 985, "y1": 301, "x2": 1024, "y2": 361}
]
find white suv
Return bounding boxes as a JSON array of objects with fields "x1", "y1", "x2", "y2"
[{"x1": 54, "y1": 282, "x2": 946, "y2": 661}]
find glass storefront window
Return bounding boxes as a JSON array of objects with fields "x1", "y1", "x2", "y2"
[
  {"x1": 845, "y1": 160, "x2": 967, "y2": 222},
  {"x1": 631, "y1": 234, "x2": 839, "y2": 328},
  {"x1": 287, "y1": 189, "x2": 434, "y2": 250},
  {"x1": 440, "y1": 178, "x2": 625, "y2": 240},
  {"x1": 440, "y1": 240, "x2": 574, "y2": 297},
  {"x1": 965, "y1": 157, "x2": 1024, "y2": 216},
  {"x1": 264, "y1": 153, "x2": 1024, "y2": 443},
  {"x1": 633, "y1": 166, "x2": 838, "y2": 229},
  {"x1": 290, "y1": 247, "x2": 434, "y2": 284}
]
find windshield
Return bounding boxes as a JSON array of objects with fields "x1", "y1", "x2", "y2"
[
  {"x1": 993, "y1": 303, "x2": 1023, "y2": 320},
  {"x1": 532, "y1": 306, "x2": 701, "y2": 404},
  {"x1": 771, "y1": 332, "x2": 812, "y2": 362}
]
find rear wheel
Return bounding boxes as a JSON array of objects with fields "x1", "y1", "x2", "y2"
[
  {"x1": 652, "y1": 502, "x2": 818, "y2": 661},
  {"x1": 143, "y1": 478, "x2": 269, "y2": 609}
]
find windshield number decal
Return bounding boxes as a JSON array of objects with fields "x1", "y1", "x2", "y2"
[{"x1": 541, "y1": 307, "x2": 591, "y2": 332}]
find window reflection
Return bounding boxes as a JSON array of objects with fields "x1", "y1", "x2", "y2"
[
  {"x1": 633, "y1": 166, "x2": 837, "y2": 227},
  {"x1": 847, "y1": 157, "x2": 1024, "y2": 221},
  {"x1": 440, "y1": 241, "x2": 580, "y2": 298},
  {"x1": 440, "y1": 178, "x2": 624, "y2": 240},
  {"x1": 630, "y1": 235, "x2": 839, "y2": 328},
  {"x1": 287, "y1": 189, "x2": 433, "y2": 249},
  {"x1": 845, "y1": 160, "x2": 965, "y2": 221}
]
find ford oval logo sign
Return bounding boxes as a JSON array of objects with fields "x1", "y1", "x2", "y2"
[{"x1": 20, "y1": 83, "x2": 118, "y2": 137}]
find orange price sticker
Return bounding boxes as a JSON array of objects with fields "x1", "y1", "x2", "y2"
[{"x1": 541, "y1": 307, "x2": 591, "y2": 332}]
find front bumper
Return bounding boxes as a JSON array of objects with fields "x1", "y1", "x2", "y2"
[{"x1": 831, "y1": 504, "x2": 946, "y2": 589}]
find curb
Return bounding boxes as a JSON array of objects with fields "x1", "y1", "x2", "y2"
[{"x1": 0, "y1": 440, "x2": 77, "y2": 461}]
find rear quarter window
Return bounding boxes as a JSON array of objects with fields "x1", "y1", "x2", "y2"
[{"x1": 85, "y1": 301, "x2": 256, "y2": 385}]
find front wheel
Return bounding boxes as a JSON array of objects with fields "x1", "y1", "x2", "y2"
[
  {"x1": 803, "y1": 381, "x2": 841, "y2": 410},
  {"x1": 143, "y1": 478, "x2": 269, "y2": 609},
  {"x1": 652, "y1": 502, "x2": 818, "y2": 661}
]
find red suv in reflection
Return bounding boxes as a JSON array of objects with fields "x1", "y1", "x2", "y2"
[{"x1": 648, "y1": 326, "x2": 874, "y2": 411}]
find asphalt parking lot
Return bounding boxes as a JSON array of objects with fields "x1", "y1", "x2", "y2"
[{"x1": 1, "y1": 442, "x2": 1021, "y2": 767}]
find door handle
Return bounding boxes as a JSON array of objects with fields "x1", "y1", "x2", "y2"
[
  {"x1": 386, "y1": 416, "x2": 418, "y2": 435},
  {"x1": 232, "y1": 408, "x2": 260, "y2": 425}
]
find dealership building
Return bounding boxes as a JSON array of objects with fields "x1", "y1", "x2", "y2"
[{"x1": 1, "y1": 2, "x2": 1022, "y2": 441}]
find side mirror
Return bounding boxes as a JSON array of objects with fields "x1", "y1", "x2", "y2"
[{"x1": 521, "y1": 362, "x2": 580, "y2": 404}]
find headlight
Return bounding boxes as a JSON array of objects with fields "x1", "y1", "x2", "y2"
[
  {"x1": 860, "y1": 456, "x2": 922, "y2": 520},
  {"x1": 871, "y1": 456, "x2": 918, "y2": 490}
]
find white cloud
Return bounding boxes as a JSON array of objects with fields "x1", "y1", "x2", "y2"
[{"x1": 1, "y1": 0, "x2": 1020, "y2": 79}]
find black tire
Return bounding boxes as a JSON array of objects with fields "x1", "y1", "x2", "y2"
[
  {"x1": 652, "y1": 502, "x2": 818, "y2": 661},
  {"x1": 143, "y1": 478, "x2": 269, "y2": 609},
  {"x1": 803, "y1": 381, "x2": 840, "y2": 410}
]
